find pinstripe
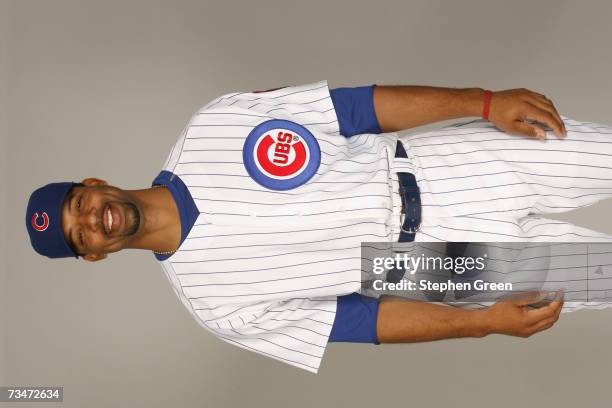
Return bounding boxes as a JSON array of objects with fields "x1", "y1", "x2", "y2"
[
  {"x1": 188, "y1": 118, "x2": 339, "y2": 127},
  {"x1": 188, "y1": 221, "x2": 380, "y2": 238},
  {"x1": 190, "y1": 194, "x2": 390, "y2": 206},
  {"x1": 185, "y1": 185, "x2": 385, "y2": 195},
  {"x1": 251, "y1": 326, "x2": 327, "y2": 347},
  {"x1": 192, "y1": 207, "x2": 393, "y2": 217},
  {"x1": 421, "y1": 159, "x2": 612, "y2": 172},
  {"x1": 254, "y1": 324, "x2": 329, "y2": 338},
  {"x1": 177, "y1": 158, "x2": 388, "y2": 166},
  {"x1": 419, "y1": 169, "x2": 612, "y2": 183},
  {"x1": 198, "y1": 112, "x2": 274, "y2": 119},
  {"x1": 199, "y1": 301, "x2": 272, "y2": 321},
  {"x1": 216, "y1": 335, "x2": 320, "y2": 371},
  {"x1": 423, "y1": 192, "x2": 612, "y2": 208},
  {"x1": 269, "y1": 316, "x2": 332, "y2": 326},
  {"x1": 417, "y1": 147, "x2": 612, "y2": 159},
  {"x1": 406, "y1": 126, "x2": 611, "y2": 143},
  {"x1": 181, "y1": 232, "x2": 388, "y2": 251},
  {"x1": 185, "y1": 132, "x2": 372, "y2": 150},
  {"x1": 267, "y1": 307, "x2": 336, "y2": 314},
  {"x1": 422, "y1": 182, "x2": 612, "y2": 195},
  {"x1": 182, "y1": 145, "x2": 385, "y2": 160},
  {"x1": 227, "y1": 329, "x2": 323, "y2": 359},
  {"x1": 268, "y1": 107, "x2": 335, "y2": 115},
  {"x1": 412, "y1": 136, "x2": 612, "y2": 150},
  {"x1": 180, "y1": 267, "x2": 356, "y2": 282},
  {"x1": 188, "y1": 281, "x2": 361, "y2": 300},
  {"x1": 175, "y1": 246, "x2": 360, "y2": 262},
  {"x1": 247, "y1": 95, "x2": 331, "y2": 110},
  {"x1": 200, "y1": 92, "x2": 244, "y2": 110}
]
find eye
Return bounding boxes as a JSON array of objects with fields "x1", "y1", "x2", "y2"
[
  {"x1": 78, "y1": 231, "x2": 84, "y2": 247},
  {"x1": 77, "y1": 196, "x2": 82, "y2": 211}
]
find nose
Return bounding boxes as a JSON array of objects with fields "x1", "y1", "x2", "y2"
[{"x1": 80, "y1": 205, "x2": 101, "y2": 233}]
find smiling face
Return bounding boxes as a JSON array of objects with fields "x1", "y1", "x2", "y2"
[{"x1": 60, "y1": 178, "x2": 142, "y2": 261}]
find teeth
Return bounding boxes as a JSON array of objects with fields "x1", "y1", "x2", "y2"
[{"x1": 106, "y1": 207, "x2": 113, "y2": 233}]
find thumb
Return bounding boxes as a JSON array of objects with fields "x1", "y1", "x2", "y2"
[{"x1": 513, "y1": 121, "x2": 546, "y2": 139}]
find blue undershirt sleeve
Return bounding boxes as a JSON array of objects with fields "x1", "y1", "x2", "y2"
[
  {"x1": 330, "y1": 85, "x2": 382, "y2": 137},
  {"x1": 328, "y1": 293, "x2": 380, "y2": 344}
]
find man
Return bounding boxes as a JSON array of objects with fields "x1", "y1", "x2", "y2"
[{"x1": 27, "y1": 81, "x2": 612, "y2": 373}]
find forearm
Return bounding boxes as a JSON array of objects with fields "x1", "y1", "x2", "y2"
[
  {"x1": 373, "y1": 85, "x2": 485, "y2": 133},
  {"x1": 376, "y1": 297, "x2": 490, "y2": 343}
]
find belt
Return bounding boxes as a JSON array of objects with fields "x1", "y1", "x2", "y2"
[{"x1": 395, "y1": 141, "x2": 421, "y2": 242}]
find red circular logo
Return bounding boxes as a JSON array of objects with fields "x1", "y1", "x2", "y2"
[
  {"x1": 32, "y1": 212, "x2": 50, "y2": 232},
  {"x1": 243, "y1": 119, "x2": 320, "y2": 190},
  {"x1": 253, "y1": 130, "x2": 310, "y2": 180}
]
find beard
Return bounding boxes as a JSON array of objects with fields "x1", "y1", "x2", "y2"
[{"x1": 123, "y1": 201, "x2": 141, "y2": 236}]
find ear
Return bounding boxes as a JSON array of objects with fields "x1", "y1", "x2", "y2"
[
  {"x1": 81, "y1": 177, "x2": 108, "y2": 187},
  {"x1": 82, "y1": 253, "x2": 108, "y2": 262}
]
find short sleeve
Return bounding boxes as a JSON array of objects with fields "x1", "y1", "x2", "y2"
[
  {"x1": 329, "y1": 293, "x2": 380, "y2": 344},
  {"x1": 205, "y1": 297, "x2": 338, "y2": 374},
  {"x1": 329, "y1": 85, "x2": 382, "y2": 137},
  {"x1": 198, "y1": 80, "x2": 341, "y2": 137}
]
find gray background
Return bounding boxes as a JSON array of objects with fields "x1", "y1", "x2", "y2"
[{"x1": 3, "y1": 0, "x2": 612, "y2": 407}]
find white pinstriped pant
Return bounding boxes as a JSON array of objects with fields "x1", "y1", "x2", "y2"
[{"x1": 398, "y1": 115, "x2": 612, "y2": 312}]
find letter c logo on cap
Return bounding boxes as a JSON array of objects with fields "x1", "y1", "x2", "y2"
[{"x1": 32, "y1": 212, "x2": 50, "y2": 232}]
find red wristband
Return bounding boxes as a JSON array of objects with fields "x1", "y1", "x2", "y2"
[{"x1": 482, "y1": 90, "x2": 493, "y2": 120}]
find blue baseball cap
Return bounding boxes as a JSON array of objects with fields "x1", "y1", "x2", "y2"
[{"x1": 26, "y1": 182, "x2": 79, "y2": 259}]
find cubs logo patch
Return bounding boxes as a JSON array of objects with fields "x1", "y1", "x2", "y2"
[
  {"x1": 243, "y1": 119, "x2": 321, "y2": 190},
  {"x1": 32, "y1": 212, "x2": 50, "y2": 232}
]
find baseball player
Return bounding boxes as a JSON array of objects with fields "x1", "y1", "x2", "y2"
[{"x1": 25, "y1": 81, "x2": 612, "y2": 373}]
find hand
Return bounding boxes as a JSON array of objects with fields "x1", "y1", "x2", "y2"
[
  {"x1": 488, "y1": 88, "x2": 567, "y2": 139},
  {"x1": 483, "y1": 291, "x2": 564, "y2": 338}
]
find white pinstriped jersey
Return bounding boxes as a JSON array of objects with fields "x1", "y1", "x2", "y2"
[{"x1": 156, "y1": 80, "x2": 415, "y2": 373}]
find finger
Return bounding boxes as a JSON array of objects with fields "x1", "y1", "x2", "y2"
[
  {"x1": 525, "y1": 301, "x2": 558, "y2": 324},
  {"x1": 527, "y1": 316, "x2": 558, "y2": 335},
  {"x1": 524, "y1": 290, "x2": 563, "y2": 320},
  {"x1": 532, "y1": 308, "x2": 562, "y2": 330},
  {"x1": 557, "y1": 291, "x2": 565, "y2": 309},
  {"x1": 530, "y1": 316, "x2": 556, "y2": 329},
  {"x1": 552, "y1": 291, "x2": 565, "y2": 320},
  {"x1": 523, "y1": 104, "x2": 565, "y2": 138},
  {"x1": 512, "y1": 120, "x2": 546, "y2": 140},
  {"x1": 554, "y1": 303, "x2": 563, "y2": 321},
  {"x1": 546, "y1": 299, "x2": 564, "y2": 323},
  {"x1": 528, "y1": 95, "x2": 564, "y2": 126},
  {"x1": 526, "y1": 98, "x2": 567, "y2": 137},
  {"x1": 545, "y1": 299, "x2": 563, "y2": 322},
  {"x1": 530, "y1": 91, "x2": 547, "y2": 99}
]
